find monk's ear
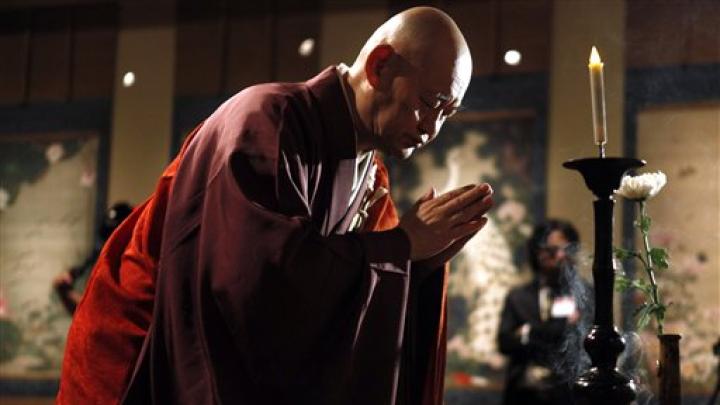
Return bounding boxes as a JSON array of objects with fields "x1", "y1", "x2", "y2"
[{"x1": 365, "y1": 44, "x2": 395, "y2": 89}]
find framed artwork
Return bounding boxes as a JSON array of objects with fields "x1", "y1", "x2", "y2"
[{"x1": 0, "y1": 132, "x2": 98, "y2": 382}]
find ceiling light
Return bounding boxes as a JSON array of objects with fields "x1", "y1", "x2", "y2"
[
  {"x1": 503, "y1": 50, "x2": 522, "y2": 66},
  {"x1": 122, "y1": 71, "x2": 135, "y2": 87},
  {"x1": 298, "y1": 38, "x2": 315, "y2": 57}
]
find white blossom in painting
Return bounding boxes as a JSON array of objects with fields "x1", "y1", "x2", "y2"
[
  {"x1": 615, "y1": 171, "x2": 667, "y2": 201},
  {"x1": 45, "y1": 143, "x2": 65, "y2": 164},
  {"x1": 496, "y1": 199, "x2": 526, "y2": 225},
  {"x1": 518, "y1": 223, "x2": 533, "y2": 237},
  {"x1": 441, "y1": 133, "x2": 497, "y2": 193}
]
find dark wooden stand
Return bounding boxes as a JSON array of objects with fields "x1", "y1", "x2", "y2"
[{"x1": 563, "y1": 157, "x2": 645, "y2": 405}]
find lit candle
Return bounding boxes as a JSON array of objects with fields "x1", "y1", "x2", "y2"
[{"x1": 588, "y1": 46, "x2": 607, "y2": 153}]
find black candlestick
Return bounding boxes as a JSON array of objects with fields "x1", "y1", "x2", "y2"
[{"x1": 563, "y1": 157, "x2": 645, "y2": 405}]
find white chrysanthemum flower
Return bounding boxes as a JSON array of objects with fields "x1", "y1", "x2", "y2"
[
  {"x1": 615, "y1": 171, "x2": 667, "y2": 201},
  {"x1": 45, "y1": 143, "x2": 64, "y2": 164}
]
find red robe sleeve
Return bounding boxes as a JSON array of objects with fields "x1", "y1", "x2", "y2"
[{"x1": 57, "y1": 124, "x2": 203, "y2": 405}]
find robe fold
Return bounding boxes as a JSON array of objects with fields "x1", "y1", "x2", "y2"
[{"x1": 59, "y1": 67, "x2": 448, "y2": 405}]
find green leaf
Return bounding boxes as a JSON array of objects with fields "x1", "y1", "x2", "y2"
[
  {"x1": 631, "y1": 278, "x2": 652, "y2": 295},
  {"x1": 632, "y1": 302, "x2": 648, "y2": 316},
  {"x1": 615, "y1": 273, "x2": 631, "y2": 292},
  {"x1": 649, "y1": 247, "x2": 670, "y2": 270},
  {"x1": 653, "y1": 303, "x2": 667, "y2": 320},
  {"x1": 639, "y1": 215, "x2": 652, "y2": 234},
  {"x1": 613, "y1": 247, "x2": 637, "y2": 260},
  {"x1": 636, "y1": 304, "x2": 653, "y2": 330},
  {"x1": 648, "y1": 303, "x2": 667, "y2": 333}
]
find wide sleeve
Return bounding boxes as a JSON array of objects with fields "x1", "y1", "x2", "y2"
[{"x1": 193, "y1": 99, "x2": 412, "y2": 386}]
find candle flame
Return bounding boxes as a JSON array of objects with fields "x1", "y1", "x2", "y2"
[{"x1": 589, "y1": 46, "x2": 602, "y2": 65}]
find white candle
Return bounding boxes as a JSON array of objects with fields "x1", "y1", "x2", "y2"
[{"x1": 588, "y1": 46, "x2": 607, "y2": 147}]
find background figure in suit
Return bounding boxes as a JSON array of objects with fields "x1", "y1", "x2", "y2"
[{"x1": 497, "y1": 219, "x2": 587, "y2": 405}]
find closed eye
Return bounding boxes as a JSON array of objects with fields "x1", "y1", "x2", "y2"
[
  {"x1": 443, "y1": 104, "x2": 464, "y2": 118},
  {"x1": 420, "y1": 96, "x2": 440, "y2": 109}
]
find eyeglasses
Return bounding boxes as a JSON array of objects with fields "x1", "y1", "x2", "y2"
[
  {"x1": 418, "y1": 92, "x2": 461, "y2": 120},
  {"x1": 539, "y1": 244, "x2": 576, "y2": 256}
]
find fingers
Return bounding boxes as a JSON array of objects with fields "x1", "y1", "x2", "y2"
[
  {"x1": 442, "y1": 183, "x2": 492, "y2": 213},
  {"x1": 411, "y1": 187, "x2": 437, "y2": 211},
  {"x1": 450, "y1": 193, "x2": 493, "y2": 224},
  {"x1": 419, "y1": 187, "x2": 436, "y2": 203},
  {"x1": 401, "y1": 183, "x2": 493, "y2": 261},
  {"x1": 448, "y1": 216, "x2": 489, "y2": 240},
  {"x1": 429, "y1": 184, "x2": 475, "y2": 207},
  {"x1": 446, "y1": 230, "x2": 478, "y2": 252},
  {"x1": 415, "y1": 229, "x2": 479, "y2": 268}
]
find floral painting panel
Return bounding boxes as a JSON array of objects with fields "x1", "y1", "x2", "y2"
[{"x1": 0, "y1": 133, "x2": 98, "y2": 379}]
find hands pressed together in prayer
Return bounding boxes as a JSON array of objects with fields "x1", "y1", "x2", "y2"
[{"x1": 398, "y1": 183, "x2": 493, "y2": 263}]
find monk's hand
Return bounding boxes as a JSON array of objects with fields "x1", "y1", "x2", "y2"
[
  {"x1": 398, "y1": 183, "x2": 493, "y2": 261},
  {"x1": 415, "y1": 230, "x2": 479, "y2": 270}
]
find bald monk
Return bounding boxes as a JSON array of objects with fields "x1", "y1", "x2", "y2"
[{"x1": 59, "y1": 7, "x2": 493, "y2": 405}]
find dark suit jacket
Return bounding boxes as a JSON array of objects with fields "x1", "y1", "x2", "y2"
[{"x1": 497, "y1": 279, "x2": 575, "y2": 405}]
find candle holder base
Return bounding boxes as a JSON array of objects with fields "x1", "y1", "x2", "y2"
[
  {"x1": 574, "y1": 368, "x2": 637, "y2": 405},
  {"x1": 573, "y1": 325, "x2": 637, "y2": 405}
]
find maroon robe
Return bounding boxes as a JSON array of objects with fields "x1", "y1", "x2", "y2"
[{"x1": 122, "y1": 67, "x2": 447, "y2": 404}]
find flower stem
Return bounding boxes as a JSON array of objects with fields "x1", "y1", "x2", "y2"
[{"x1": 639, "y1": 201, "x2": 663, "y2": 335}]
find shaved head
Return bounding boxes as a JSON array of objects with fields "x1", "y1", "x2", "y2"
[
  {"x1": 344, "y1": 7, "x2": 472, "y2": 158},
  {"x1": 354, "y1": 7, "x2": 471, "y2": 78}
]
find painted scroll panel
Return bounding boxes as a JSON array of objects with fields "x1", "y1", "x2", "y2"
[{"x1": 0, "y1": 132, "x2": 98, "y2": 379}]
